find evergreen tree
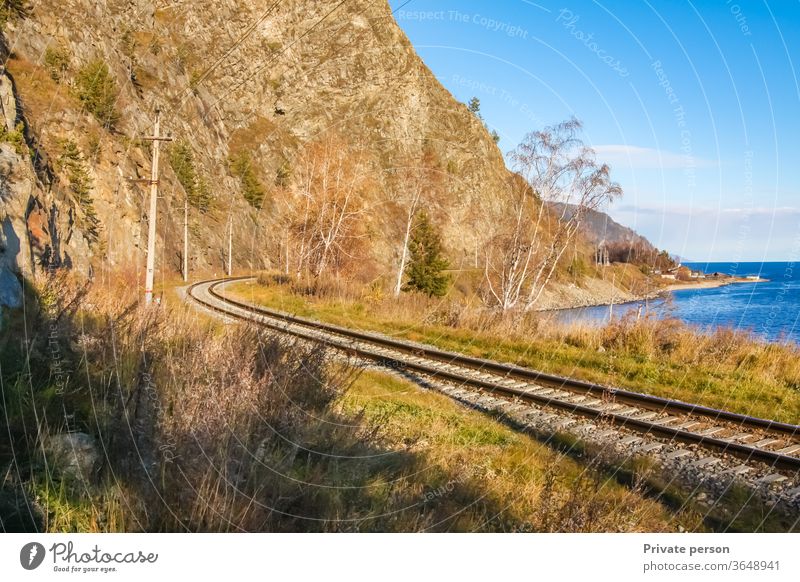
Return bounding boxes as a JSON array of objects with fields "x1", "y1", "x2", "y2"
[
  {"x1": 169, "y1": 140, "x2": 213, "y2": 212},
  {"x1": 58, "y1": 140, "x2": 100, "y2": 241},
  {"x1": 467, "y1": 96, "x2": 500, "y2": 145},
  {"x1": 230, "y1": 152, "x2": 267, "y2": 209},
  {"x1": 403, "y1": 211, "x2": 450, "y2": 297}
]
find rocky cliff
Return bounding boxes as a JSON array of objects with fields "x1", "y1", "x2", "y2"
[{"x1": 0, "y1": 0, "x2": 511, "y2": 287}]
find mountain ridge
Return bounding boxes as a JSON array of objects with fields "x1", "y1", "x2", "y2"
[{"x1": 1, "y1": 0, "x2": 510, "y2": 281}]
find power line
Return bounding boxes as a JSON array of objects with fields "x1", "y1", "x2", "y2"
[
  {"x1": 199, "y1": 0, "x2": 417, "y2": 125},
  {"x1": 172, "y1": 0, "x2": 283, "y2": 111},
  {"x1": 201, "y1": 0, "x2": 352, "y2": 119},
  {"x1": 392, "y1": 0, "x2": 415, "y2": 14},
  {"x1": 298, "y1": 0, "x2": 417, "y2": 89}
]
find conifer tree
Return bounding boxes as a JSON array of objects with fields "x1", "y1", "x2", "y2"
[
  {"x1": 404, "y1": 211, "x2": 450, "y2": 297},
  {"x1": 170, "y1": 141, "x2": 212, "y2": 212}
]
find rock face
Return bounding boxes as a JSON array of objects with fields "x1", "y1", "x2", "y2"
[
  {"x1": 44, "y1": 432, "x2": 100, "y2": 488},
  {"x1": 0, "y1": 266, "x2": 21, "y2": 308},
  {"x1": 0, "y1": 0, "x2": 512, "y2": 282}
]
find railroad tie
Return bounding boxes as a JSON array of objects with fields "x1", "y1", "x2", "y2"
[
  {"x1": 616, "y1": 407, "x2": 640, "y2": 416},
  {"x1": 723, "y1": 465, "x2": 751, "y2": 476},
  {"x1": 620, "y1": 435, "x2": 643, "y2": 446},
  {"x1": 691, "y1": 457, "x2": 720, "y2": 468},
  {"x1": 632, "y1": 412, "x2": 658, "y2": 421},
  {"x1": 752, "y1": 438, "x2": 780, "y2": 448},
  {"x1": 697, "y1": 427, "x2": 726, "y2": 437},
  {"x1": 759, "y1": 474, "x2": 788, "y2": 485},
  {"x1": 673, "y1": 421, "x2": 701, "y2": 430}
]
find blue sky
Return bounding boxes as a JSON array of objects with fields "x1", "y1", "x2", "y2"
[{"x1": 389, "y1": 0, "x2": 800, "y2": 261}]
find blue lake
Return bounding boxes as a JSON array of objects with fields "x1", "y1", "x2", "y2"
[{"x1": 554, "y1": 262, "x2": 800, "y2": 345}]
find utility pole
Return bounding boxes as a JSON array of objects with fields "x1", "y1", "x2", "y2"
[
  {"x1": 137, "y1": 109, "x2": 172, "y2": 305},
  {"x1": 227, "y1": 215, "x2": 233, "y2": 277},
  {"x1": 183, "y1": 198, "x2": 189, "y2": 283},
  {"x1": 609, "y1": 272, "x2": 616, "y2": 320}
]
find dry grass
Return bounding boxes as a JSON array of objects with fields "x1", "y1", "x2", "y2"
[
  {"x1": 0, "y1": 271, "x2": 694, "y2": 532},
  {"x1": 229, "y1": 274, "x2": 800, "y2": 424}
]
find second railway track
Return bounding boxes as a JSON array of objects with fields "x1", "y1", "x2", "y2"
[{"x1": 188, "y1": 277, "x2": 800, "y2": 474}]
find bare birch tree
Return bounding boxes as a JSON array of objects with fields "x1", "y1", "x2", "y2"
[
  {"x1": 287, "y1": 135, "x2": 371, "y2": 278},
  {"x1": 484, "y1": 118, "x2": 622, "y2": 311},
  {"x1": 389, "y1": 148, "x2": 443, "y2": 297},
  {"x1": 483, "y1": 175, "x2": 544, "y2": 311}
]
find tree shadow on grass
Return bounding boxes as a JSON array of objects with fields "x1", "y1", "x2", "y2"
[{"x1": 1, "y1": 276, "x2": 523, "y2": 532}]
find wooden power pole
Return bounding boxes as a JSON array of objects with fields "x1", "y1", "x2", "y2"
[
  {"x1": 227, "y1": 215, "x2": 233, "y2": 277},
  {"x1": 183, "y1": 198, "x2": 189, "y2": 283},
  {"x1": 138, "y1": 109, "x2": 172, "y2": 305}
]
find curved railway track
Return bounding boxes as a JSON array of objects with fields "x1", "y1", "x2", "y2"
[{"x1": 188, "y1": 277, "x2": 800, "y2": 473}]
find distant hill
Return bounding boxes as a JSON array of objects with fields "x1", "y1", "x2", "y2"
[
  {"x1": 551, "y1": 203, "x2": 674, "y2": 270},
  {"x1": 551, "y1": 203, "x2": 653, "y2": 248}
]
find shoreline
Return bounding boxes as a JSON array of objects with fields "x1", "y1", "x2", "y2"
[
  {"x1": 538, "y1": 277, "x2": 769, "y2": 313},
  {"x1": 662, "y1": 277, "x2": 768, "y2": 294}
]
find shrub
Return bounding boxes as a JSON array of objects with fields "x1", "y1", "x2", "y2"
[
  {"x1": 567, "y1": 256, "x2": 589, "y2": 279},
  {"x1": 0, "y1": 121, "x2": 26, "y2": 155},
  {"x1": 44, "y1": 45, "x2": 70, "y2": 82},
  {"x1": 0, "y1": 0, "x2": 29, "y2": 29},
  {"x1": 74, "y1": 60, "x2": 120, "y2": 129},
  {"x1": 275, "y1": 161, "x2": 291, "y2": 187},
  {"x1": 119, "y1": 28, "x2": 137, "y2": 61}
]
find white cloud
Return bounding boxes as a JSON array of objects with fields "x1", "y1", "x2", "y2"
[
  {"x1": 608, "y1": 204, "x2": 800, "y2": 261},
  {"x1": 592, "y1": 144, "x2": 717, "y2": 169},
  {"x1": 615, "y1": 204, "x2": 800, "y2": 217}
]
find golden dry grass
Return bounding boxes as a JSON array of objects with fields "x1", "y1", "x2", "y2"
[
  {"x1": 0, "y1": 271, "x2": 695, "y2": 532},
  {"x1": 226, "y1": 275, "x2": 800, "y2": 424},
  {"x1": 11, "y1": 269, "x2": 794, "y2": 531}
]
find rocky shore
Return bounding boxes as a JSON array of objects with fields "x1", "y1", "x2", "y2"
[{"x1": 535, "y1": 276, "x2": 768, "y2": 312}]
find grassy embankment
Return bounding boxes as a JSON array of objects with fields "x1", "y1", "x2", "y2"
[
  {"x1": 1, "y1": 272, "x2": 698, "y2": 533},
  {"x1": 224, "y1": 274, "x2": 800, "y2": 425}
]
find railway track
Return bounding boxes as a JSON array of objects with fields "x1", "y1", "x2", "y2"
[{"x1": 188, "y1": 277, "x2": 800, "y2": 474}]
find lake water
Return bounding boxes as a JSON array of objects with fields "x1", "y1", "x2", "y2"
[{"x1": 554, "y1": 262, "x2": 800, "y2": 345}]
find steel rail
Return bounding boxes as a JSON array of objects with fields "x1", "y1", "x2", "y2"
[{"x1": 188, "y1": 277, "x2": 800, "y2": 471}]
